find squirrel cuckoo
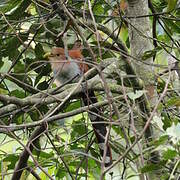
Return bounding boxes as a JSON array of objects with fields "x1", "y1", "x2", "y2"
[{"x1": 48, "y1": 43, "x2": 112, "y2": 167}]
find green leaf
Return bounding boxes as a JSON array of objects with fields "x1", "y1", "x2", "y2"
[
  {"x1": 71, "y1": 120, "x2": 87, "y2": 138},
  {"x1": 110, "y1": 141, "x2": 128, "y2": 157},
  {"x1": 13, "y1": 114, "x2": 23, "y2": 124},
  {"x1": 29, "y1": 23, "x2": 44, "y2": 34},
  {"x1": 90, "y1": 146, "x2": 100, "y2": 160},
  {"x1": 39, "y1": 151, "x2": 54, "y2": 159},
  {"x1": 153, "y1": 135, "x2": 169, "y2": 147},
  {"x1": 164, "y1": 19, "x2": 180, "y2": 34},
  {"x1": 5, "y1": 33, "x2": 29, "y2": 59},
  {"x1": 157, "y1": 77, "x2": 166, "y2": 93},
  {"x1": 11, "y1": 89, "x2": 25, "y2": 98},
  {"x1": 38, "y1": 105, "x2": 49, "y2": 114},
  {"x1": 151, "y1": 0, "x2": 167, "y2": 11},
  {"x1": 112, "y1": 125, "x2": 126, "y2": 138},
  {"x1": 37, "y1": 81, "x2": 49, "y2": 90},
  {"x1": 0, "y1": 83, "x2": 6, "y2": 94},
  {"x1": 34, "y1": 64, "x2": 51, "y2": 85},
  {"x1": 32, "y1": 139, "x2": 41, "y2": 158},
  {"x1": 142, "y1": 47, "x2": 162, "y2": 60},
  {"x1": 23, "y1": 58, "x2": 36, "y2": 71},
  {"x1": 127, "y1": 174, "x2": 139, "y2": 179},
  {"x1": 40, "y1": 63, "x2": 51, "y2": 76},
  {"x1": 93, "y1": 3, "x2": 104, "y2": 15},
  {"x1": 141, "y1": 162, "x2": 164, "y2": 173},
  {"x1": 3, "y1": 154, "x2": 19, "y2": 169},
  {"x1": 162, "y1": 113, "x2": 172, "y2": 130},
  {"x1": 162, "y1": 149, "x2": 177, "y2": 160},
  {"x1": 167, "y1": 0, "x2": 177, "y2": 12},
  {"x1": 127, "y1": 90, "x2": 146, "y2": 100},
  {"x1": 8, "y1": 0, "x2": 31, "y2": 20},
  {"x1": 34, "y1": 64, "x2": 51, "y2": 86},
  {"x1": 14, "y1": 61, "x2": 25, "y2": 73},
  {"x1": 0, "y1": 59, "x2": 4, "y2": 69},
  {"x1": 167, "y1": 97, "x2": 180, "y2": 107},
  {"x1": 28, "y1": 111, "x2": 39, "y2": 121},
  {"x1": 55, "y1": 168, "x2": 66, "y2": 178},
  {"x1": 35, "y1": 44, "x2": 44, "y2": 59},
  {"x1": 0, "y1": 0, "x2": 20, "y2": 13},
  {"x1": 65, "y1": 100, "x2": 81, "y2": 112}
]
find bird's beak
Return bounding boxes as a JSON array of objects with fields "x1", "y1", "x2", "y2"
[{"x1": 43, "y1": 52, "x2": 51, "y2": 59}]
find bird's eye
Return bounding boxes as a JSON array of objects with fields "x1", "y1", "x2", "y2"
[{"x1": 56, "y1": 54, "x2": 60, "y2": 57}]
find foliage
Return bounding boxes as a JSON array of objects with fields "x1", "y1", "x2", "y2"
[{"x1": 0, "y1": 0, "x2": 179, "y2": 179}]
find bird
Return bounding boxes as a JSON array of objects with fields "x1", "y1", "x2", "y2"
[{"x1": 47, "y1": 42, "x2": 112, "y2": 167}]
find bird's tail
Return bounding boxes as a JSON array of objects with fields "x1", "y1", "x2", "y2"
[{"x1": 82, "y1": 90, "x2": 112, "y2": 167}]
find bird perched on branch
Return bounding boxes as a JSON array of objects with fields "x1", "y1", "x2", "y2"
[{"x1": 46, "y1": 41, "x2": 112, "y2": 167}]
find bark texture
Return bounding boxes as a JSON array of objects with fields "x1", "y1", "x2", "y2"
[
  {"x1": 127, "y1": 0, "x2": 161, "y2": 179},
  {"x1": 127, "y1": 0, "x2": 154, "y2": 86}
]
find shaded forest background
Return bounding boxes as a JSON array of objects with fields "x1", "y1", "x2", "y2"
[{"x1": 0, "y1": 0, "x2": 179, "y2": 179}]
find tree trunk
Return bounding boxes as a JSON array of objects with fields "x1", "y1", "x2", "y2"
[{"x1": 127, "y1": 0, "x2": 161, "y2": 179}]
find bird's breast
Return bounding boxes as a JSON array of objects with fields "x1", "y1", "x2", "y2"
[{"x1": 53, "y1": 60, "x2": 82, "y2": 84}]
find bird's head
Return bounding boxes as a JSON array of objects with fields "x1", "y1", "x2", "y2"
[
  {"x1": 44, "y1": 47, "x2": 66, "y2": 62},
  {"x1": 43, "y1": 43, "x2": 88, "y2": 84}
]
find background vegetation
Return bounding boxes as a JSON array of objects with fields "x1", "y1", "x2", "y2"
[{"x1": 0, "y1": 0, "x2": 179, "y2": 179}]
